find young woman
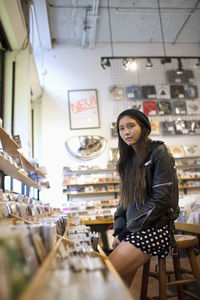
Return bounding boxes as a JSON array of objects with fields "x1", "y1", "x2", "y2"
[{"x1": 109, "y1": 109, "x2": 180, "y2": 294}]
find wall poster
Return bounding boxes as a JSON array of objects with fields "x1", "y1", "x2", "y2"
[{"x1": 68, "y1": 89, "x2": 100, "y2": 129}]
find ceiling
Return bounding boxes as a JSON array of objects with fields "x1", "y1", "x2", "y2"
[
  {"x1": 42, "y1": 0, "x2": 200, "y2": 48},
  {"x1": 33, "y1": 0, "x2": 200, "y2": 50}
]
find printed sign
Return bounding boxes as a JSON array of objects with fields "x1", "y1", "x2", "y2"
[{"x1": 68, "y1": 89, "x2": 100, "y2": 129}]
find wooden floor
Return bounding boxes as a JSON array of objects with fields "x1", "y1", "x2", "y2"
[{"x1": 131, "y1": 257, "x2": 199, "y2": 300}]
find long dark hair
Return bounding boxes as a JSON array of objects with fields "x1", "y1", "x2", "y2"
[{"x1": 116, "y1": 114, "x2": 150, "y2": 209}]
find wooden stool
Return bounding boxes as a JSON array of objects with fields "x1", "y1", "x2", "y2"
[{"x1": 140, "y1": 234, "x2": 200, "y2": 300}]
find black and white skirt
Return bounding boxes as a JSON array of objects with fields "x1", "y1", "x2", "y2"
[{"x1": 122, "y1": 224, "x2": 171, "y2": 257}]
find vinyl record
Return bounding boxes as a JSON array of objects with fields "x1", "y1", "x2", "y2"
[
  {"x1": 170, "y1": 85, "x2": 185, "y2": 99},
  {"x1": 141, "y1": 85, "x2": 156, "y2": 99},
  {"x1": 126, "y1": 85, "x2": 142, "y2": 100},
  {"x1": 156, "y1": 85, "x2": 170, "y2": 99},
  {"x1": 184, "y1": 85, "x2": 198, "y2": 99},
  {"x1": 142, "y1": 101, "x2": 157, "y2": 115}
]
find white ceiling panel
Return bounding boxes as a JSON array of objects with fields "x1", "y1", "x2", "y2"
[{"x1": 37, "y1": 0, "x2": 200, "y2": 48}]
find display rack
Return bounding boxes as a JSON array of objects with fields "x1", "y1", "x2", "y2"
[
  {"x1": 0, "y1": 127, "x2": 48, "y2": 198},
  {"x1": 175, "y1": 155, "x2": 200, "y2": 193}
]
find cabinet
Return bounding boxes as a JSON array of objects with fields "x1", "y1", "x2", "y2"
[{"x1": 0, "y1": 127, "x2": 48, "y2": 197}]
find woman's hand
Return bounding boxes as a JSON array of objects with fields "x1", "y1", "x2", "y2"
[{"x1": 112, "y1": 235, "x2": 120, "y2": 249}]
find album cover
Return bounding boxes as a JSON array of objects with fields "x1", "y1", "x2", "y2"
[
  {"x1": 157, "y1": 100, "x2": 172, "y2": 115},
  {"x1": 141, "y1": 85, "x2": 156, "y2": 99},
  {"x1": 174, "y1": 119, "x2": 189, "y2": 134},
  {"x1": 150, "y1": 120, "x2": 160, "y2": 135},
  {"x1": 142, "y1": 101, "x2": 157, "y2": 115},
  {"x1": 11, "y1": 154, "x2": 23, "y2": 169},
  {"x1": 111, "y1": 122, "x2": 117, "y2": 137},
  {"x1": 126, "y1": 85, "x2": 142, "y2": 100},
  {"x1": 183, "y1": 145, "x2": 200, "y2": 157},
  {"x1": 12, "y1": 134, "x2": 22, "y2": 148},
  {"x1": 167, "y1": 70, "x2": 194, "y2": 84},
  {"x1": 171, "y1": 100, "x2": 187, "y2": 115},
  {"x1": 168, "y1": 145, "x2": 185, "y2": 158},
  {"x1": 31, "y1": 233, "x2": 47, "y2": 263},
  {"x1": 185, "y1": 120, "x2": 200, "y2": 135},
  {"x1": 156, "y1": 85, "x2": 170, "y2": 99},
  {"x1": 186, "y1": 100, "x2": 200, "y2": 115},
  {"x1": 109, "y1": 85, "x2": 124, "y2": 100},
  {"x1": 184, "y1": 85, "x2": 198, "y2": 99},
  {"x1": 170, "y1": 85, "x2": 185, "y2": 99},
  {"x1": 130, "y1": 101, "x2": 143, "y2": 111},
  {"x1": 160, "y1": 121, "x2": 175, "y2": 135}
]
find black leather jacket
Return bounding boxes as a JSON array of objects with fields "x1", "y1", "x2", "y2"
[{"x1": 113, "y1": 140, "x2": 180, "y2": 241}]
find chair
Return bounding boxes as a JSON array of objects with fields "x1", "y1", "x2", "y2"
[{"x1": 140, "y1": 234, "x2": 200, "y2": 300}]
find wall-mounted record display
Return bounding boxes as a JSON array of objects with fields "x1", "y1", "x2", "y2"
[
  {"x1": 141, "y1": 85, "x2": 156, "y2": 99},
  {"x1": 157, "y1": 100, "x2": 172, "y2": 115},
  {"x1": 185, "y1": 120, "x2": 200, "y2": 135},
  {"x1": 156, "y1": 85, "x2": 170, "y2": 99},
  {"x1": 183, "y1": 145, "x2": 200, "y2": 157},
  {"x1": 172, "y1": 100, "x2": 187, "y2": 115},
  {"x1": 150, "y1": 120, "x2": 160, "y2": 135},
  {"x1": 142, "y1": 101, "x2": 157, "y2": 115},
  {"x1": 126, "y1": 85, "x2": 142, "y2": 100},
  {"x1": 109, "y1": 85, "x2": 124, "y2": 100},
  {"x1": 168, "y1": 145, "x2": 185, "y2": 158},
  {"x1": 184, "y1": 85, "x2": 198, "y2": 99},
  {"x1": 170, "y1": 85, "x2": 185, "y2": 99},
  {"x1": 160, "y1": 121, "x2": 175, "y2": 135},
  {"x1": 111, "y1": 122, "x2": 118, "y2": 136},
  {"x1": 174, "y1": 119, "x2": 189, "y2": 134},
  {"x1": 186, "y1": 100, "x2": 200, "y2": 114},
  {"x1": 167, "y1": 70, "x2": 194, "y2": 84},
  {"x1": 131, "y1": 101, "x2": 143, "y2": 111}
]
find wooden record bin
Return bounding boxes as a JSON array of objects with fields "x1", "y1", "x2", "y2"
[
  {"x1": 18, "y1": 225, "x2": 133, "y2": 300},
  {"x1": 0, "y1": 214, "x2": 133, "y2": 300}
]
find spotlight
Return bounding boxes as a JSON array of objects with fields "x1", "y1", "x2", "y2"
[
  {"x1": 195, "y1": 58, "x2": 200, "y2": 68},
  {"x1": 122, "y1": 58, "x2": 137, "y2": 71},
  {"x1": 146, "y1": 58, "x2": 153, "y2": 69},
  {"x1": 176, "y1": 58, "x2": 184, "y2": 75},
  {"x1": 101, "y1": 58, "x2": 111, "y2": 69}
]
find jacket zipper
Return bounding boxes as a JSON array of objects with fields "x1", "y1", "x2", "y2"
[
  {"x1": 153, "y1": 182, "x2": 172, "y2": 188},
  {"x1": 134, "y1": 207, "x2": 154, "y2": 220}
]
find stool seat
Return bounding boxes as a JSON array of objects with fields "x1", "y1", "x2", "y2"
[
  {"x1": 175, "y1": 234, "x2": 198, "y2": 248},
  {"x1": 140, "y1": 234, "x2": 200, "y2": 300}
]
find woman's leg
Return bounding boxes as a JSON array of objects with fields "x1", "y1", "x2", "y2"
[{"x1": 109, "y1": 241, "x2": 151, "y2": 289}]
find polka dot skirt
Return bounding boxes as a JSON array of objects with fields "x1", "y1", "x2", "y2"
[{"x1": 122, "y1": 224, "x2": 171, "y2": 257}]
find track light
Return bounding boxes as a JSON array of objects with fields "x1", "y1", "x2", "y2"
[
  {"x1": 101, "y1": 58, "x2": 111, "y2": 69},
  {"x1": 123, "y1": 58, "x2": 137, "y2": 71},
  {"x1": 146, "y1": 58, "x2": 153, "y2": 69},
  {"x1": 100, "y1": 56, "x2": 200, "y2": 71},
  {"x1": 176, "y1": 58, "x2": 184, "y2": 75},
  {"x1": 160, "y1": 57, "x2": 171, "y2": 64}
]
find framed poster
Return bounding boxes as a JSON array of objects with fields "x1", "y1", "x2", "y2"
[{"x1": 68, "y1": 89, "x2": 100, "y2": 129}]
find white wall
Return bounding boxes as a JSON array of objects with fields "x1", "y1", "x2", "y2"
[{"x1": 34, "y1": 43, "x2": 200, "y2": 206}]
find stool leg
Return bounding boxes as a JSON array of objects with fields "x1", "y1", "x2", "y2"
[
  {"x1": 158, "y1": 257, "x2": 167, "y2": 300},
  {"x1": 172, "y1": 252, "x2": 184, "y2": 300},
  {"x1": 140, "y1": 259, "x2": 150, "y2": 300},
  {"x1": 187, "y1": 247, "x2": 200, "y2": 295}
]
